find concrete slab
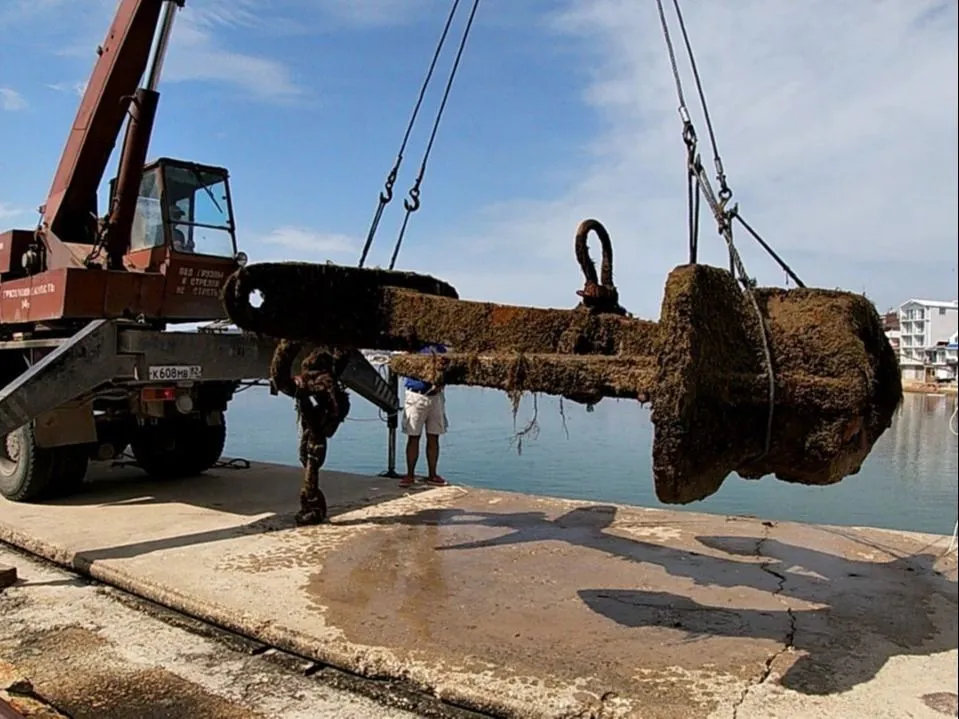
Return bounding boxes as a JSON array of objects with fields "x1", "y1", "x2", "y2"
[
  {"x1": 0, "y1": 460, "x2": 956, "y2": 719},
  {"x1": 0, "y1": 545, "x2": 421, "y2": 719}
]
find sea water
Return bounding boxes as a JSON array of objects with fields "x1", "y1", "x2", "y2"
[{"x1": 224, "y1": 386, "x2": 958, "y2": 536}]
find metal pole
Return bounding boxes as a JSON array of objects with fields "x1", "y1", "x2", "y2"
[
  {"x1": 145, "y1": 1, "x2": 179, "y2": 92},
  {"x1": 379, "y1": 367, "x2": 401, "y2": 478}
]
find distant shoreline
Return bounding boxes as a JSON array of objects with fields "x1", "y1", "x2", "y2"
[{"x1": 902, "y1": 381, "x2": 958, "y2": 396}]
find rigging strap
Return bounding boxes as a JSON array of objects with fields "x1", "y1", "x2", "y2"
[
  {"x1": 357, "y1": 0, "x2": 465, "y2": 268},
  {"x1": 388, "y1": 0, "x2": 480, "y2": 271}
]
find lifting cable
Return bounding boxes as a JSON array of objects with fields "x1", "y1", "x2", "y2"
[
  {"x1": 655, "y1": 0, "x2": 804, "y2": 289},
  {"x1": 387, "y1": 0, "x2": 480, "y2": 271},
  {"x1": 655, "y1": 0, "x2": 794, "y2": 459},
  {"x1": 357, "y1": 0, "x2": 465, "y2": 269}
]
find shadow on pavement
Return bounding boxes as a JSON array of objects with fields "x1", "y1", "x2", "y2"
[
  {"x1": 337, "y1": 503, "x2": 958, "y2": 696},
  {"x1": 37, "y1": 460, "x2": 427, "y2": 562}
]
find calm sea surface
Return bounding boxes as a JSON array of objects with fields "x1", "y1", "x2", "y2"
[{"x1": 224, "y1": 385, "x2": 958, "y2": 536}]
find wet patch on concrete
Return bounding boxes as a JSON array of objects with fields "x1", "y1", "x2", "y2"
[
  {"x1": 309, "y1": 495, "x2": 786, "y2": 717},
  {"x1": 215, "y1": 489, "x2": 446, "y2": 575}
]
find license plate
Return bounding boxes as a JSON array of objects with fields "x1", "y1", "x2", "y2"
[{"x1": 148, "y1": 365, "x2": 202, "y2": 381}]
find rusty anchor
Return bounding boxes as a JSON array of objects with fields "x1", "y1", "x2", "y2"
[{"x1": 222, "y1": 220, "x2": 901, "y2": 508}]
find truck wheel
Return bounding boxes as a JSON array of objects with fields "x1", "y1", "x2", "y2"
[
  {"x1": 0, "y1": 423, "x2": 60, "y2": 502},
  {"x1": 131, "y1": 413, "x2": 227, "y2": 479}
]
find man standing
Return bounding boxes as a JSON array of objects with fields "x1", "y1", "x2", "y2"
[{"x1": 400, "y1": 343, "x2": 449, "y2": 488}]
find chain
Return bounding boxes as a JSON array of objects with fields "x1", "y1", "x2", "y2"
[{"x1": 269, "y1": 340, "x2": 351, "y2": 525}]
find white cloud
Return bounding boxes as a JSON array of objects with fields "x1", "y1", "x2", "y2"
[
  {"x1": 0, "y1": 202, "x2": 23, "y2": 220},
  {"x1": 8, "y1": 0, "x2": 305, "y2": 105},
  {"x1": 250, "y1": 226, "x2": 359, "y2": 260},
  {"x1": 46, "y1": 81, "x2": 87, "y2": 97},
  {"x1": 162, "y1": 5, "x2": 305, "y2": 103},
  {"x1": 413, "y1": 0, "x2": 958, "y2": 316},
  {"x1": 0, "y1": 88, "x2": 27, "y2": 111},
  {"x1": 3, "y1": 0, "x2": 435, "y2": 106}
]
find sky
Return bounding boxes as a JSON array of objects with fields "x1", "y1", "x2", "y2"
[{"x1": 1, "y1": 0, "x2": 956, "y2": 319}]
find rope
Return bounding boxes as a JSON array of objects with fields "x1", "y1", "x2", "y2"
[
  {"x1": 388, "y1": 0, "x2": 481, "y2": 271},
  {"x1": 655, "y1": 0, "x2": 700, "y2": 265},
  {"x1": 686, "y1": 156, "x2": 701, "y2": 263},
  {"x1": 696, "y1": 162, "x2": 777, "y2": 457},
  {"x1": 357, "y1": 0, "x2": 464, "y2": 268}
]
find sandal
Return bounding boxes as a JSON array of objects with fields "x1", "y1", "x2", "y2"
[
  {"x1": 399, "y1": 475, "x2": 416, "y2": 488},
  {"x1": 425, "y1": 475, "x2": 449, "y2": 487}
]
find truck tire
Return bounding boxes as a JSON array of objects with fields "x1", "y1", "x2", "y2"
[
  {"x1": 0, "y1": 423, "x2": 60, "y2": 502},
  {"x1": 131, "y1": 412, "x2": 227, "y2": 479}
]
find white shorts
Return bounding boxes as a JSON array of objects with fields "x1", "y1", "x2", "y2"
[{"x1": 402, "y1": 389, "x2": 448, "y2": 437}]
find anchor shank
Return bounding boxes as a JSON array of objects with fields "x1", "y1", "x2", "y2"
[{"x1": 223, "y1": 261, "x2": 658, "y2": 355}]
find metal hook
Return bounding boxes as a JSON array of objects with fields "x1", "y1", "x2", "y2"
[{"x1": 403, "y1": 186, "x2": 421, "y2": 213}]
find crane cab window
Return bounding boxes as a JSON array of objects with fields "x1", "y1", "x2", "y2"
[
  {"x1": 130, "y1": 168, "x2": 165, "y2": 252},
  {"x1": 161, "y1": 164, "x2": 236, "y2": 258}
]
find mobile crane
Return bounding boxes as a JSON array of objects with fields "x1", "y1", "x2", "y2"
[{"x1": 0, "y1": 0, "x2": 398, "y2": 503}]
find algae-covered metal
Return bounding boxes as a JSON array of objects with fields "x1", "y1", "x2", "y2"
[{"x1": 222, "y1": 221, "x2": 902, "y2": 507}]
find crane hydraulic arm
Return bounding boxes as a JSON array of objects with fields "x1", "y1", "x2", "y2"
[{"x1": 41, "y1": 0, "x2": 180, "y2": 270}]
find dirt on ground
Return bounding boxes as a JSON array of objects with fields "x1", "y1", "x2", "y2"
[{"x1": 2, "y1": 661, "x2": 69, "y2": 718}]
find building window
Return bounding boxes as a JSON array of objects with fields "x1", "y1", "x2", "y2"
[{"x1": 940, "y1": 307, "x2": 947, "y2": 316}]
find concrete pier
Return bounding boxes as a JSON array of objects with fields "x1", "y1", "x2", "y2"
[{"x1": 0, "y1": 460, "x2": 955, "y2": 718}]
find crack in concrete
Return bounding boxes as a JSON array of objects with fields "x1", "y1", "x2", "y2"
[{"x1": 729, "y1": 522, "x2": 797, "y2": 719}]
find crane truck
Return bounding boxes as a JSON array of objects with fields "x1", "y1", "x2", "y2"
[{"x1": 0, "y1": 0, "x2": 398, "y2": 504}]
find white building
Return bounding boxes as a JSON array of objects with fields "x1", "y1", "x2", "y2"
[
  {"x1": 884, "y1": 327, "x2": 901, "y2": 353},
  {"x1": 897, "y1": 299, "x2": 959, "y2": 382}
]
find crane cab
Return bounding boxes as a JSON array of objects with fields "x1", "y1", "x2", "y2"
[
  {"x1": 116, "y1": 157, "x2": 249, "y2": 322},
  {"x1": 116, "y1": 157, "x2": 245, "y2": 266}
]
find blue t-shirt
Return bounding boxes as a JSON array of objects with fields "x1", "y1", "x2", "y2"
[{"x1": 404, "y1": 343, "x2": 448, "y2": 394}]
